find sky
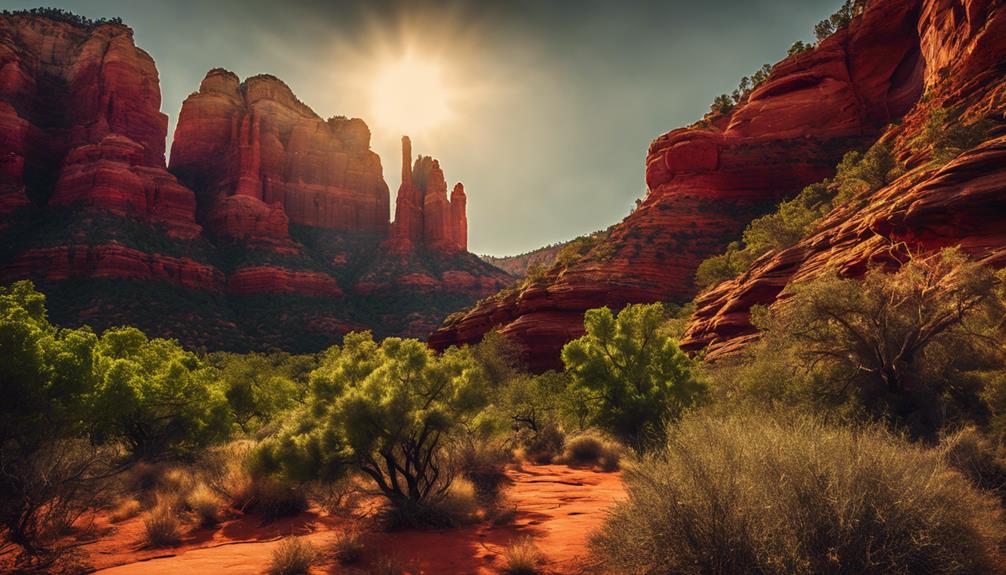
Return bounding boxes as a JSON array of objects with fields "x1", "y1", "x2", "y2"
[{"x1": 7, "y1": 0, "x2": 845, "y2": 256}]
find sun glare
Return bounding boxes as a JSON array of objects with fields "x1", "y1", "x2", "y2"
[{"x1": 371, "y1": 54, "x2": 453, "y2": 136}]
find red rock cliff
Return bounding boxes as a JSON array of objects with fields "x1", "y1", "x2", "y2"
[
  {"x1": 387, "y1": 136, "x2": 468, "y2": 253},
  {"x1": 683, "y1": 0, "x2": 1006, "y2": 360},
  {"x1": 0, "y1": 12, "x2": 200, "y2": 237},
  {"x1": 0, "y1": 11, "x2": 510, "y2": 353},
  {"x1": 169, "y1": 69, "x2": 390, "y2": 241},
  {"x1": 431, "y1": 0, "x2": 930, "y2": 370}
]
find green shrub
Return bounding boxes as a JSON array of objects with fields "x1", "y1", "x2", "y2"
[
  {"x1": 520, "y1": 422, "x2": 566, "y2": 464},
  {"x1": 749, "y1": 248, "x2": 1002, "y2": 438},
  {"x1": 243, "y1": 476, "x2": 308, "y2": 521},
  {"x1": 1, "y1": 8, "x2": 123, "y2": 28},
  {"x1": 695, "y1": 141, "x2": 899, "y2": 290},
  {"x1": 788, "y1": 40, "x2": 812, "y2": 56},
  {"x1": 814, "y1": 0, "x2": 866, "y2": 41},
  {"x1": 496, "y1": 371, "x2": 576, "y2": 437},
  {"x1": 560, "y1": 432, "x2": 623, "y2": 471},
  {"x1": 917, "y1": 107, "x2": 992, "y2": 165},
  {"x1": 0, "y1": 282, "x2": 104, "y2": 557},
  {"x1": 256, "y1": 333, "x2": 492, "y2": 527},
  {"x1": 209, "y1": 351, "x2": 313, "y2": 434},
  {"x1": 562, "y1": 304, "x2": 705, "y2": 450},
  {"x1": 455, "y1": 438, "x2": 512, "y2": 503},
  {"x1": 268, "y1": 536, "x2": 317, "y2": 575},
  {"x1": 592, "y1": 413, "x2": 1005, "y2": 575},
  {"x1": 90, "y1": 327, "x2": 233, "y2": 458}
]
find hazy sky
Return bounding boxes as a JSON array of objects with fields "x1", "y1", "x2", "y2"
[{"x1": 9, "y1": 0, "x2": 844, "y2": 256}]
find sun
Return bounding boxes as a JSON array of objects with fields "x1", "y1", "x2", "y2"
[{"x1": 370, "y1": 53, "x2": 453, "y2": 136}]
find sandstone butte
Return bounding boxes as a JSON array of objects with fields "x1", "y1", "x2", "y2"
[
  {"x1": 430, "y1": 0, "x2": 1006, "y2": 371},
  {"x1": 0, "y1": 11, "x2": 510, "y2": 351}
]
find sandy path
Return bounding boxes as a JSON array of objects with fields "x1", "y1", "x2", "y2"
[{"x1": 87, "y1": 463, "x2": 622, "y2": 575}]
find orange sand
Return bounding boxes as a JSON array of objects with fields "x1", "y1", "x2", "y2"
[{"x1": 80, "y1": 464, "x2": 623, "y2": 574}]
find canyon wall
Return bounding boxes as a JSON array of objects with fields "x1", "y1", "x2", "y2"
[
  {"x1": 170, "y1": 69, "x2": 389, "y2": 242},
  {"x1": 0, "y1": 11, "x2": 510, "y2": 351},
  {"x1": 682, "y1": 0, "x2": 1006, "y2": 359},
  {"x1": 0, "y1": 13, "x2": 199, "y2": 236},
  {"x1": 430, "y1": 0, "x2": 999, "y2": 371}
]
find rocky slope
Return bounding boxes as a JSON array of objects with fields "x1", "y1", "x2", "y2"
[
  {"x1": 483, "y1": 242, "x2": 573, "y2": 278},
  {"x1": 431, "y1": 0, "x2": 929, "y2": 370},
  {"x1": 0, "y1": 12, "x2": 198, "y2": 234},
  {"x1": 0, "y1": 11, "x2": 511, "y2": 351},
  {"x1": 683, "y1": 0, "x2": 1006, "y2": 359}
]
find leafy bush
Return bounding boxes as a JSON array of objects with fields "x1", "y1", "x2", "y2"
[
  {"x1": 0, "y1": 282, "x2": 109, "y2": 559},
  {"x1": 256, "y1": 333, "x2": 491, "y2": 526},
  {"x1": 520, "y1": 422, "x2": 566, "y2": 464},
  {"x1": 502, "y1": 537, "x2": 544, "y2": 575},
  {"x1": 89, "y1": 327, "x2": 233, "y2": 458},
  {"x1": 560, "y1": 432, "x2": 622, "y2": 471},
  {"x1": 454, "y1": 438, "x2": 512, "y2": 503},
  {"x1": 496, "y1": 371, "x2": 576, "y2": 437},
  {"x1": 591, "y1": 413, "x2": 1005, "y2": 575},
  {"x1": 143, "y1": 502, "x2": 182, "y2": 547},
  {"x1": 562, "y1": 304, "x2": 705, "y2": 450},
  {"x1": 268, "y1": 536, "x2": 317, "y2": 575},
  {"x1": 788, "y1": 40, "x2": 813, "y2": 56},
  {"x1": 748, "y1": 249, "x2": 1003, "y2": 438},
  {"x1": 917, "y1": 107, "x2": 992, "y2": 165},
  {"x1": 710, "y1": 64, "x2": 773, "y2": 114},
  {"x1": 555, "y1": 230, "x2": 610, "y2": 267},
  {"x1": 209, "y1": 352, "x2": 313, "y2": 434},
  {"x1": 710, "y1": 94, "x2": 735, "y2": 115}
]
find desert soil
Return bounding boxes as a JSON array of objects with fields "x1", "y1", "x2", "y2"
[{"x1": 79, "y1": 463, "x2": 623, "y2": 574}]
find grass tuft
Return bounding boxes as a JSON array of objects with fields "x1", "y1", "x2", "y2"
[
  {"x1": 502, "y1": 537, "x2": 544, "y2": 575},
  {"x1": 267, "y1": 536, "x2": 317, "y2": 575}
]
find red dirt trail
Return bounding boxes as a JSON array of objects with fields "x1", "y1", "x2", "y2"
[{"x1": 83, "y1": 464, "x2": 623, "y2": 574}]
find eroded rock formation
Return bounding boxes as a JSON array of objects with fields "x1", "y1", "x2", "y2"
[
  {"x1": 0, "y1": 12, "x2": 509, "y2": 352},
  {"x1": 0, "y1": 12, "x2": 199, "y2": 237},
  {"x1": 387, "y1": 136, "x2": 468, "y2": 253},
  {"x1": 682, "y1": 0, "x2": 1006, "y2": 359},
  {"x1": 430, "y1": 0, "x2": 1004, "y2": 371},
  {"x1": 170, "y1": 69, "x2": 389, "y2": 243}
]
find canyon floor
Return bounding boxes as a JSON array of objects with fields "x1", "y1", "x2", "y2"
[{"x1": 73, "y1": 464, "x2": 622, "y2": 575}]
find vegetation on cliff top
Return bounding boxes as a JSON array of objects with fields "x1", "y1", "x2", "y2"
[{"x1": 0, "y1": 8, "x2": 123, "y2": 28}]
